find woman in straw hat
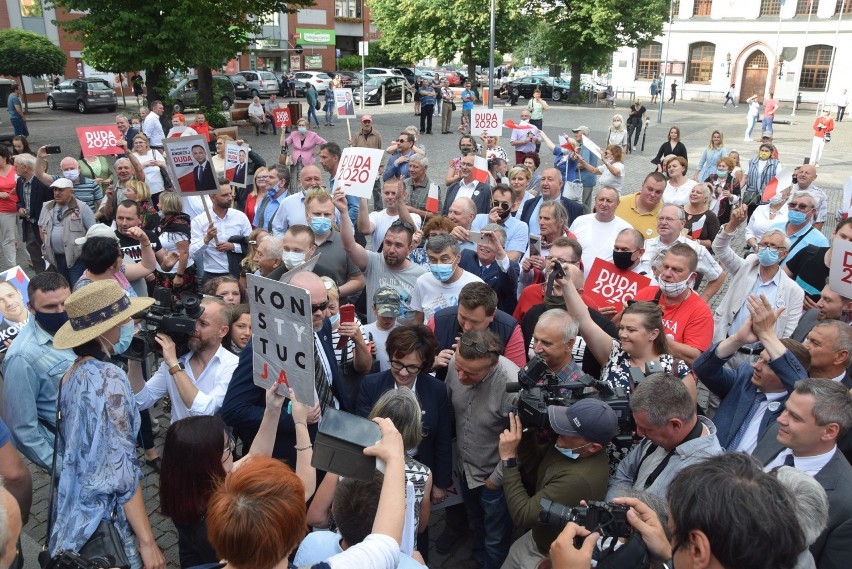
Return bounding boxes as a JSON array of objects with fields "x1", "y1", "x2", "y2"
[{"x1": 50, "y1": 280, "x2": 165, "y2": 569}]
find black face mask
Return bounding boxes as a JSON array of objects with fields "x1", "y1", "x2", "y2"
[
  {"x1": 34, "y1": 310, "x2": 69, "y2": 335},
  {"x1": 612, "y1": 250, "x2": 636, "y2": 271}
]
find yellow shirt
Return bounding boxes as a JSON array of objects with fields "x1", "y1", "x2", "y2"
[{"x1": 615, "y1": 193, "x2": 662, "y2": 239}]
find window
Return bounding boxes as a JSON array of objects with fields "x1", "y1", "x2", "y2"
[
  {"x1": 799, "y1": 45, "x2": 834, "y2": 91},
  {"x1": 671, "y1": 0, "x2": 681, "y2": 16},
  {"x1": 693, "y1": 0, "x2": 712, "y2": 16},
  {"x1": 795, "y1": 0, "x2": 815, "y2": 15},
  {"x1": 687, "y1": 43, "x2": 715, "y2": 84},
  {"x1": 636, "y1": 43, "x2": 662, "y2": 80},
  {"x1": 760, "y1": 0, "x2": 781, "y2": 16},
  {"x1": 836, "y1": 0, "x2": 852, "y2": 14},
  {"x1": 20, "y1": 0, "x2": 42, "y2": 17},
  {"x1": 335, "y1": 0, "x2": 362, "y2": 18}
]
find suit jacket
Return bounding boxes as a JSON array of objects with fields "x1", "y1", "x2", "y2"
[
  {"x1": 233, "y1": 163, "x2": 247, "y2": 185},
  {"x1": 15, "y1": 175, "x2": 52, "y2": 223},
  {"x1": 316, "y1": 318, "x2": 350, "y2": 412},
  {"x1": 355, "y1": 370, "x2": 453, "y2": 489},
  {"x1": 792, "y1": 308, "x2": 820, "y2": 342},
  {"x1": 442, "y1": 181, "x2": 492, "y2": 216},
  {"x1": 459, "y1": 249, "x2": 520, "y2": 315},
  {"x1": 519, "y1": 195, "x2": 583, "y2": 229},
  {"x1": 194, "y1": 161, "x2": 217, "y2": 192},
  {"x1": 711, "y1": 230, "x2": 803, "y2": 344},
  {"x1": 754, "y1": 429, "x2": 852, "y2": 569},
  {"x1": 692, "y1": 343, "x2": 807, "y2": 449}
]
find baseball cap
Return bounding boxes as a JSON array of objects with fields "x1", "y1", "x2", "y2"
[
  {"x1": 75, "y1": 223, "x2": 120, "y2": 245},
  {"x1": 373, "y1": 286, "x2": 401, "y2": 317},
  {"x1": 361, "y1": 115, "x2": 373, "y2": 122},
  {"x1": 50, "y1": 178, "x2": 74, "y2": 190},
  {"x1": 548, "y1": 400, "x2": 618, "y2": 444},
  {"x1": 571, "y1": 125, "x2": 590, "y2": 136}
]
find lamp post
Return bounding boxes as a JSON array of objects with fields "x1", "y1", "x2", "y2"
[
  {"x1": 488, "y1": 0, "x2": 495, "y2": 109},
  {"x1": 657, "y1": 0, "x2": 674, "y2": 124}
]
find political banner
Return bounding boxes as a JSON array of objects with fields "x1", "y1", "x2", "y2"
[
  {"x1": 0, "y1": 266, "x2": 30, "y2": 351},
  {"x1": 248, "y1": 274, "x2": 317, "y2": 405},
  {"x1": 762, "y1": 165, "x2": 792, "y2": 203},
  {"x1": 273, "y1": 108, "x2": 292, "y2": 128},
  {"x1": 334, "y1": 147, "x2": 384, "y2": 199},
  {"x1": 224, "y1": 142, "x2": 250, "y2": 188},
  {"x1": 163, "y1": 135, "x2": 220, "y2": 195},
  {"x1": 334, "y1": 88, "x2": 356, "y2": 119},
  {"x1": 581, "y1": 136, "x2": 602, "y2": 160},
  {"x1": 471, "y1": 108, "x2": 503, "y2": 136},
  {"x1": 76, "y1": 125, "x2": 122, "y2": 157},
  {"x1": 583, "y1": 258, "x2": 652, "y2": 311},
  {"x1": 829, "y1": 237, "x2": 852, "y2": 300}
]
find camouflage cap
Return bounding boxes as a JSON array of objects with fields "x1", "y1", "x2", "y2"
[{"x1": 373, "y1": 286, "x2": 401, "y2": 317}]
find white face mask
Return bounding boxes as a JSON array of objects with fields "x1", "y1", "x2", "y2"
[
  {"x1": 659, "y1": 274, "x2": 694, "y2": 297},
  {"x1": 282, "y1": 251, "x2": 306, "y2": 270},
  {"x1": 63, "y1": 169, "x2": 80, "y2": 182}
]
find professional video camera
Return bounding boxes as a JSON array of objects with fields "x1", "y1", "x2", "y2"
[
  {"x1": 43, "y1": 550, "x2": 117, "y2": 569},
  {"x1": 540, "y1": 498, "x2": 632, "y2": 538},
  {"x1": 125, "y1": 287, "x2": 204, "y2": 360}
]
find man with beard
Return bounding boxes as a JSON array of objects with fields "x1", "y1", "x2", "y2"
[{"x1": 130, "y1": 296, "x2": 238, "y2": 420}]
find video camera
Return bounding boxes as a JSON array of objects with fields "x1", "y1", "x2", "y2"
[
  {"x1": 43, "y1": 550, "x2": 118, "y2": 569},
  {"x1": 539, "y1": 498, "x2": 632, "y2": 539},
  {"x1": 125, "y1": 287, "x2": 204, "y2": 360}
]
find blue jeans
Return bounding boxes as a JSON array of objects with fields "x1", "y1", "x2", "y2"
[
  {"x1": 307, "y1": 104, "x2": 320, "y2": 126},
  {"x1": 53, "y1": 255, "x2": 85, "y2": 287},
  {"x1": 461, "y1": 480, "x2": 513, "y2": 569},
  {"x1": 761, "y1": 116, "x2": 774, "y2": 135},
  {"x1": 10, "y1": 118, "x2": 28, "y2": 137},
  {"x1": 746, "y1": 115, "x2": 758, "y2": 139}
]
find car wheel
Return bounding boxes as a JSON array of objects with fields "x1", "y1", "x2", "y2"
[
  {"x1": 173, "y1": 101, "x2": 185, "y2": 113},
  {"x1": 77, "y1": 100, "x2": 87, "y2": 114},
  {"x1": 404, "y1": 91, "x2": 413, "y2": 103},
  {"x1": 221, "y1": 97, "x2": 232, "y2": 110},
  {"x1": 46, "y1": 97, "x2": 56, "y2": 110},
  {"x1": 552, "y1": 90, "x2": 562, "y2": 102},
  {"x1": 251, "y1": 89, "x2": 260, "y2": 98}
]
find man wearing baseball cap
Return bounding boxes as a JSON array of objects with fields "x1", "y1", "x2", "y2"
[
  {"x1": 498, "y1": 398, "x2": 617, "y2": 568},
  {"x1": 38, "y1": 178, "x2": 97, "y2": 286},
  {"x1": 566, "y1": 125, "x2": 599, "y2": 214},
  {"x1": 363, "y1": 286, "x2": 401, "y2": 371}
]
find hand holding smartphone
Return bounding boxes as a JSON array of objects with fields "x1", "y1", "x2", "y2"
[{"x1": 336, "y1": 304, "x2": 356, "y2": 349}]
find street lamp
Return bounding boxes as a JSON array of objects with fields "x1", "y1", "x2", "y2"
[
  {"x1": 725, "y1": 52, "x2": 731, "y2": 78},
  {"x1": 778, "y1": 60, "x2": 784, "y2": 79}
]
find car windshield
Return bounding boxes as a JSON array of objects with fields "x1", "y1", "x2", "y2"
[
  {"x1": 316, "y1": 73, "x2": 332, "y2": 80},
  {"x1": 88, "y1": 81, "x2": 112, "y2": 91},
  {"x1": 364, "y1": 77, "x2": 388, "y2": 87}
]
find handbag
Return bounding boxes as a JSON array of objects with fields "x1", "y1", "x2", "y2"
[
  {"x1": 562, "y1": 179, "x2": 583, "y2": 202},
  {"x1": 451, "y1": 102, "x2": 457, "y2": 111},
  {"x1": 315, "y1": 99, "x2": 321, "y2": 111},
  {"x1": 38, "y1": 360, "x2": 131, "y2": 569}
]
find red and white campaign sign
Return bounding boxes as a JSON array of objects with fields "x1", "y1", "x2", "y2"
[
  {"x1": 273, "y1": 108, "x2": 291, "y2": 127},
  {"x1": 829, "y1": 237, "x2": 852, "y2": 299},
  {"x1": 76, "y1": 126, "x2": 122, "y2": 157},
  {"x1": 584, "y1": 258, "x2": 652, "y2": 311},
  {"x1": 163, "y1": 135, "x2": 220, "y2": 196},
  {"x1": 334, "y1": 147, "x2": 384, "y2": 199},
  {"x1": 471, "y1": 108, "x2": 503, "y2": 136}
]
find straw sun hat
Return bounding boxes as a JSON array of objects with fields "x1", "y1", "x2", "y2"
[{"x1": 53, "y1": 280, "x2": 154, "y2": 350}]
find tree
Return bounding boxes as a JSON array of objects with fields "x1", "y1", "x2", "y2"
[
  {"x1": 0, "y1": 29, "x2": 66, "y2": 110},
  {"x1": 52, "y1": 0, "x2": 313, "y2": 109},
  {"x1": 367, "y1": 0, "x2": 525, "y2": 88},
  {"x1": 523, "y1": 0, "x2": 668, "y2": 95}
]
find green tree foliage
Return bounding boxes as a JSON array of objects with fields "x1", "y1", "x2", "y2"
[
  {"x1": 337, "y1": 41, "x2": 394, "y2": 70},
  {"x1": 0, "y1": 29, "x2": 66, "y2": 108},
  {"x1": 367, "y1": 0, "x2": 524, "y2": 84}
]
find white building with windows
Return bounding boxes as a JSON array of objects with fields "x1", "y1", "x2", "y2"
[{"x1": 611, "y1": 0, "x2": 851, "y2": 109}]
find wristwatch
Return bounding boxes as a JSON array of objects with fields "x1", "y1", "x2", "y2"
[
  {"x1": 168, "y1": 362, "x2": 186, "y2": 376},
  {"x1": 502, "y1": 458, "x2": 518, "y2": 468}
]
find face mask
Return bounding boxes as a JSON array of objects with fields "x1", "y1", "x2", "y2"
[
  {"x1": 329, "y1": 313, "x2": 340, "y2": 325},
  {"x1": 429, "y1": 263, "x2": 455, "y2": 282},
  {"x1": 759, "y1": 151, "x2": 771, "y2": 160},
  {"x1": 298, "y1": 127, "x2": 307, "y2": 134},
  {"x1": 543, "y1": 295, "x2": 566, "y2": 310},
  {"x1": 519, "y1": 119, "x2": 529, "y2": 126},
  {"x1": 757, "y1": 248, "x2": 780, "y2": 267},
  {"x1": 769, "y1": 193, "x2": 786, "y2": 205},
  {"x1": 311, "y1": 217, "x2": 332, "y2": 234},
  {"x1": 787, "y1": 210, "x2": 807, "y2": 226},
  {"x1": 659, "y1": 274, "x2": 693, "y2": 297},
  {"x1": 63, "y1": 169, "x2": 79, "y2": 182},
  {"x1": 34, "y1": 310, "x2": 68, "y2": 335},
  {"x1": 716, "y1": 169, "x2": 728, "y2": 178},
  {"x1": 282, "y1": 251, "x2": 306, "y2": 270},
  {"x1": 106, "y1": 321, "x2": 135, "y2": 355},
  {"x1": 613, "y1": 121, "x2": 622, "y2": 127},
  {"x1": 554, "y1": 442, "x2": 592, "y2": 460},
  {"x1": 612, "y1": 250, "x2": 635, "y2": 270}
]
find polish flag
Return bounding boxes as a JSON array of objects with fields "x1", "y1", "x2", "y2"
[
  {"x1": 504, "y1": 119, "x2": 534, "y2": 130},
  {"x1": 558, "y1": 135, "x2": 576, "y2": 153},
  {"x1": 426, "y1": 183, "x2": 440, "y2": 213},
  {"x1": 690, "y1": 216, "x2": 706, "y2": 239},
  {"x1": 762, "y1": 165, "x2": 792, "y2": 203},
  {"x1": 473, "y1": 156, "x2": 489, "y2": 183}
]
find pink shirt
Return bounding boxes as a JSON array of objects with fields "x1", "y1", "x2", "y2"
[{"x1": 284, "y1": 130, "x2": 327, "y2": 166}]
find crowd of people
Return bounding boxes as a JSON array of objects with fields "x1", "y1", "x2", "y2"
[{"x1": 0, "y1": 92, "x2": 851, "y2": 569}]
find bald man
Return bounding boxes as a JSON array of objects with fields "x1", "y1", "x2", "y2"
[{"x1": 792, "y1": 164, "x2": 827, "y2": 230}]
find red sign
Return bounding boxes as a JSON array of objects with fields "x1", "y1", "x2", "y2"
[
  {"x1": 583, "y1": 258, "x2": 652, "y2": 312},
  {"x1": 76, "y1": 126, "x2": 122, "y2": 157},
  {"x1": 273, "y1": 108, "x2": 291, "y2": 127}
]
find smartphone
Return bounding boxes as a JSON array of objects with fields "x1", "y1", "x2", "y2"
[
  {"x1": 336, "y1": 304, "x2": 355, "y2": 349},
  {"x1": 529, "y1": 234, "x2": 541, "y2": 257},
  {"x1": 44, "y1": 145, "x2": 62, "y2": 155},
  {"x1": 468, "y1": 231, "x2": 489, "y2": 245}
]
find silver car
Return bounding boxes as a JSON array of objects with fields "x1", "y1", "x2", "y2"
[
  {"x1": 46, "y1": 78, "x2": 117, "y2": 114},
  {"x1": 237, "y1": 70, "x2": 279, "y2": 97}
]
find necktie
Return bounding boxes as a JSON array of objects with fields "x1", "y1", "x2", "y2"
[
  {"x1": 784, "y1": 453, "x2": 796, "y2": 467},
  {"x1": 727, "y1": 392, "x2": 767, "y2": 451},
  {"x1": 314, "y1": 339, "x2": 334, "y2": 413},
  {"x1": 196, "y1": 165, "x2": 203, "y2": 182}
]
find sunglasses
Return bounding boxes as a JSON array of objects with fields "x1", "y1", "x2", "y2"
[
  {"x1": 491, "y1": 201, "x2": 510, "y2": 210},
  {"x1": 311, "y1": 300, "x2": 330, "y2": 313},
  {"x1": 391, "y1": 219, "x2": 415, "y2": 231},
  {"x1": 460, "y1": 336, "x2": 498, "y2": 355}
]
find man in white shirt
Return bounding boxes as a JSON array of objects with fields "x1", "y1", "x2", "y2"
[
  {"x1": 569, "y1": 187, "x2": 632, "y2": 277},
  {"x1": 274, "y1": 165, "x2": 341, "y2": 235},
  {"x1": 131, "y1": 296, "x2": 238, "y2": 420},
  {"x1": 142, "y1": 100, "x2": 166, "y2": 149},
  {"x1": 189, "y1": 182, "x2": 252, "y2": 283},
  {"x1": 357, "y1": 178, "x2": 421, "y2": 247},
  {"x1": 791, "y1": 164, "x2": 827, "y2": 230}
]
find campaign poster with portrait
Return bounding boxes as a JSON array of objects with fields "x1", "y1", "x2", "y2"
[
  {"x1": 334, "y1": 88, "x2": 356, "y2": 119},
  {"x1": 224, "y1": 142, "x2": 250, "y2": 188},
  {"x1": 163, "y1": 135, "x2": 220, "y2": 195},
  {"x1": 0, "y1": 266, "x2": 31, "y2": 351}
]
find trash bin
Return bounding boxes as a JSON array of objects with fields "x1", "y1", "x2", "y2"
[
  {"x1": 0, "y1": 79, "x2": 15, "y2": 107},
  {"x1": 288, "y1": 100, "x2": 302, "y2": 125}
]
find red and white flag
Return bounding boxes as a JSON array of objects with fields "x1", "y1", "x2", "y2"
[
  {"x1": 504, "y1": 119, "x2": 534, "y2": 130},
  {"x1": 690, "y1": 215, "x2": 706, "y2": 239},
  {"x1": 762, "y1": 165, "x2": 792, "y2": 203},
  {"x1": 426, "y1": 183, "x2": 440, "y2": 213},
  {"x1": 558, "y1": 135, "x2": 576, "y2": 153},
  {"x1": 473, "y1": 156, "x2": 489, "y2": 183}
]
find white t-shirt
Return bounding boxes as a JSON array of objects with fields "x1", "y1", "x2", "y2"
[
  {"x1": 368, "y1": 210, "x2": 422, "y2": 249},
  {"x1": 569, "y1": 214, "x2": 633, "y2": 277},
  {"x1": 662, "y1": 179, "x2": 697, "y2": 206},
  {"x1": 363, "y1": 322, "x2": 397, "y2": 371},
  {"x1": 410, "y1": 269, "x2": 484, "y2": 323},
  {"x1": 597, "y1": 161, "x2": 624, "y2": 193}
]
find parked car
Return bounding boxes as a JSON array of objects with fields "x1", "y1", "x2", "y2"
[
  {"x1": 333, "y1": 71, "x2": 363, "y2": 88},
  {"x1": 362, "y1": 67, "x2": 405, "y2": 80},
  {"x1": 169, "y1": 75, "x2": 236, "y2": 113},
  {"x1": 236, "y1": 70, "x2": 279, "y2": 97},
  {"x1": 46, "y1": 78, "x2": 117, "y2": 113},
  {"x1": 354, "y1": 75, "x2": 412, "y2": 104},
  {"x1": 272, "y1": 73, "x2": 306, "y2": 97},
  {"x1": 294, "y1": 71, "x2": 332, "y2": 93},
  {"x1": 433, "y1": 69, "x2": 462, "y2": 86},
  {"x1": 508, "y1": 75, "x2": 572, "y2": 101},
  {"x1": 225, "y1": 74, "x2": 251, "y2": 100}
]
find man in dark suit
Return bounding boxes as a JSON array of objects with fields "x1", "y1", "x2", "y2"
[
  {"x1": 233, "y1": 150, "x2": 248, "y2": 186},
  {"x1": 442, "y1": 154, "x2": 491, "y2": 216},
  {"x1": 191, "y1": 144, "x2": 217, "y2": 192},
  {"x1": 752, "y1": 379, "x2": 852, "y2": 569},
  {"x1": 791, "y1": 284, "x2": 852, "y2": 342},
  {"x1": 693, "y1": 294, "x2": 810, "y2": 452},
  {"x1": 14, "y1": 153, "x2": 52, "y2": 272},
  {"x1": 458, "y1": 224, "x2": 519, "y2": 315},
  {"x1": 802, "y1": 319, "x2": 852, "y2": 388},
  {"x1": 518, "y1": 167, "x2": 583, "y2": 231}
]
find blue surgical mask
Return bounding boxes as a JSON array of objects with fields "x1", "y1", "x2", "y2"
[
  {"x1": 34, "y1": 310, "x2": 69, "y2": 335},
  {"x1": 329, "y1": 313, "x2": 340, "y2": 325},
  {"x1": 715, "y1": 169, "x2": 728, "y2": 178},
  {"x1": 787, "y1": 210, "x2": 807, "y2": 226},
  {"x1": 554, "y1": 442, "x2": 592, "y2": 460},
  {"x1": 298, "y1": 127, "x2": 307, "y2": 134},
  {"x1": 311, "y1": 217, "x2": 333, "y2": 234},
  {"x1": 429, "y1": 263, "x2": 455, "y2": 282},
  {"x1": 757, "y1": 248, "x2": 780, "y2": 267},
  {"x1": 106, "y1": 321, "x2": 135, "y2": 355}
]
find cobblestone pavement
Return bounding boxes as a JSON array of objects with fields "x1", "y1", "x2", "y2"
[{"x1": 10, "y1": 94, "x2": 850, "y2": 568}]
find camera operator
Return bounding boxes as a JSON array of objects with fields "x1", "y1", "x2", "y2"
[
  {"x1": 130, "y1": 296, "x2": 238, "y2": 420},
  {"x1": 498, "y1": 399, "x2": 618, "y2": 569},
  {"x1": 606, "y1": 373, "x2": 722, "y2": 501}
]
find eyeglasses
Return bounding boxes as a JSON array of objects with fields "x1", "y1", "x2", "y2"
[
  {"x1": 222, "y1": 435, "x2": 236, "y2": 462},
  {"x1": 657, "y1": 216, "x2": 681, "y2": 223},
  {"x1": 460, "y1": 336, "x2": 498, "y2": 355},
  {"x1": 788, "y1": 202, "x2": 812, "y2": 211},
  {"x1": 397, "y1": 139, "x2": 408, "y2": 143},
  {"x1": 311, "y1": 300, "x2": 330, "y2": 313},
  {"x1": 389, "y1": 359, "x2": 422, "y2": 375},
  {"x1": 758, "y1": 244, "x2": 787, "y2": 253},
  {"x1": 492, "y1": 201, "x2": 510, "y2": 210},
  {"x1": 391, "y1": 219, "x2": 415, "y2": 231}
]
